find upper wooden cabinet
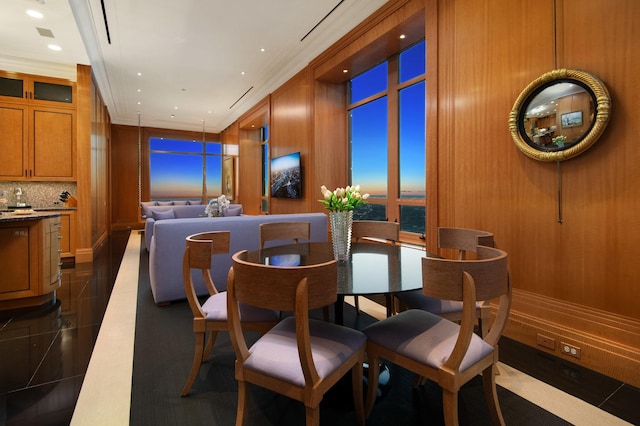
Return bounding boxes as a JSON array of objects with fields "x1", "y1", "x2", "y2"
[
  {"x1": 0, "y1": 71, "x2": 76, "y2": 108},
  {"x1": 0, "y1": 103, "x2": 76, "y2": 181}
]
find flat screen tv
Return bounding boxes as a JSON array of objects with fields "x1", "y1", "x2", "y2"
[{"x1": 270, "y1": 152, "x2": 302, "y2": 199}]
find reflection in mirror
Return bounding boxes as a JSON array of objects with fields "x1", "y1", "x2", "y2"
[
  {"x1": 509, "y1": 69, "x2": 610, "y2": 162},
  {"x1": 523, "y1": 82, "x2": 593, "y2": 151}
]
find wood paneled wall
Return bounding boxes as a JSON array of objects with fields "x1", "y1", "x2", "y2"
[
  {"x1": 434, "y1": 0, "x2": 640, "y2": 386},
  {"x1": 108, "y1": 0, "x2": 640, "y2": 385},
  {"x1": 90, "y1": 71, "x2": 110, "y2": 250},
  {"x1": 75, "y1": 65, "x2": 93, "y2": 262},
  {"x1": 269, "y1": 69, "x2": 314, "y2": 214}
]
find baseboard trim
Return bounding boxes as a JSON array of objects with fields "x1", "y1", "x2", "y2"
[{"x1": 500, "y1": 288, "x2": 640, "y2": 388}]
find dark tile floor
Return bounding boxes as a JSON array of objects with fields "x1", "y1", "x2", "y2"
[
  {"x1": 0, "y1": 229, "x2": 638, "y2": 425},
  {"x1": 0, "y1": 230, "x2": 130, "y2": 426}
]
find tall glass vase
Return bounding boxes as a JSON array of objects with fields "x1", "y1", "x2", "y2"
[{"x1": 329, "y1": 210, "x2": 353, "y2": 261}]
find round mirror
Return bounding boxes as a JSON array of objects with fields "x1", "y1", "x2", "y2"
[{"x1": 509, "y1": 69, "x2": 611, "y2": 162}]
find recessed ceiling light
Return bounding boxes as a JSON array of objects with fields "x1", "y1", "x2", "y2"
[
  {"x1": 137, "y1": 72, "x2": 142, "y2": 76},
  {"x1": 137, "y1": 101, "x2": 141, "y2": 105},
  {"x1": 241, "y1": 71, "x2": 245, "y2": 75},
  {"x1": 399, "y1": 34, "x2": 406, "y2": 39},
  {"x1": 48, "y1": 44, "x2": 62, "y2": 51},
  {"x1": 343, "y1": 69, "x2": 348, "y2": 73},
  {"x1": 26, "y1": 10, "x2": 44, "y2": 19},
  {"x1": 137, "y1": 89, "x2": 141, "y2": 92},
  {"x1": 260, "y1": 48, "x2": 265, "y2": 52},
  {"x1": 174, "y1": 106, "x2": 178, "y2": 110}
]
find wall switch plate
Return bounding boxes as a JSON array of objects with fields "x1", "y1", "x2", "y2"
[{"x1": 536, "y1": 333, "x2": 556, "y2": 350}]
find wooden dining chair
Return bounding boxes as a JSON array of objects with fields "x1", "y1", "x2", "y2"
[
  {"x1": 396, "y1": 227, "x2": 495, "y2": 337},
  {"x1": 260, "y1": 220, "x2": 332, "y2": 320},
  {"x1": 180, "y1": 231, "x2": 279, "y2": 396},
  {"x1": 364, "y1": 245, "x2": 511, "y2": 425},
  {"x1": 351, "y1": 220, "x2": 400, "y2": 316},
  {"x1": 259, "y1": 221, "x2": 310, "y2": 248},
  {"x1": 228, "y1": 250, "x2": 366, "y2": 426}
]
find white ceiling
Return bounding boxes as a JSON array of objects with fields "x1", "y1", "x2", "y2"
[{"x1": 0, "y1": 0, "x2": 387, "y2": 133}]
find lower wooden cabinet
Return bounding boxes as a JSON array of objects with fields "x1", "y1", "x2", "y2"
[
  {"x1": 0, "y1": 215, "x2": 61, "y2": 309},
  {"x1": 58, "y1": 211, "x2": 76, "y2": 258}
]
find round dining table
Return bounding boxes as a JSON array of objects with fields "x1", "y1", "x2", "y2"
[{"x1": 243, "y1": 241, "x2": 429, "y2": 324}]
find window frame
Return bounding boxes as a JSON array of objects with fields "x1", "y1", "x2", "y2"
[{"x1": 347, "y1": 42, "x2": 426, "y2": 245}]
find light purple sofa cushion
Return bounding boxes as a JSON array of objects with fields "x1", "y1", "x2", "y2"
[
  {"x1": 144, "y1": 203, "x2": 242, "y2": 250},
  {"x1": 148, "y1": 212, "x2": 328, "y2": 304}
]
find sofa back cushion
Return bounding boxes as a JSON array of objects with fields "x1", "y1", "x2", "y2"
[
  {"x1": 152, "y1": 209, "x2": 176, "y2": 220},
  {"x1": 148, "y1": 213, "x2": 328, "y2": 304}
]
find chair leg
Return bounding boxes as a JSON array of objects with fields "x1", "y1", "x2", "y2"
[
  {"x1": 322, "y1": 305, "x2": 331, "y2": 322},
  {"x1": 364, "y1": 355, "x2": 381, "y2": 417},
  {"x1": 351, "y1": 359, "x2": 365, "y2": 426},
  {"x1": 236, "y1": 380, "x2": 250, "y2": 426},
  {"x1": 305, "y1": 405, "x2": 320, "y2": 426},
  {"x1": 483, "y1": 364, "x2": 505, "y2": 425},
  {"x1": 181, "y1": 331, "x2": 207, "y2": 396},
  {"x1": 202, "y1": 330, "x2": 217, "y2": 360},
  {"x1": 354, "y1": 295, "x2": 360, "y2": 315},
  {"x1": 441, "y1": 388, "x2": 459, "y2": 426}
]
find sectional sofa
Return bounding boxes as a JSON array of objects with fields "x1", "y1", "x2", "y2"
[
  {"x1": 147, "y1": 212, "x2": 329, "y2": 304},
  {"x1": 142, "y1": 202, "x2": 243, "y2": 250}
]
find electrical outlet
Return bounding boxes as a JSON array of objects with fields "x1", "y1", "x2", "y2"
[
  {"x1": 536, "y1": 333, "x2": 556, "y2": 350},
  {"x1": 560, "y1": 342, "x2": 581, "y2": 359}
]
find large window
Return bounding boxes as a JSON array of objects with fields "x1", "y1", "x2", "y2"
[
  {"x1": 348, "y1": 40, "x2": 426, "y2": 238},
  {"x1": 149, "y1": 137, "x2": 222, "y2": 201}
]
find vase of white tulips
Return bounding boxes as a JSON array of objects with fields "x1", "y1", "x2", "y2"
[{"x1": 319, "y1": 185, "x2": 369, "y2": 261}]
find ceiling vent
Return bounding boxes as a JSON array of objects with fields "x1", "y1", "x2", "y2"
[
  {"x1": 229, "y1": 87, "x2": 254, "y2": 109},
  {"x1": 36, "y1": 27, "x2": 55, "y2": 38},
  {"x1": 300, "y1": 0, "x2": 344, "y2": 42}
]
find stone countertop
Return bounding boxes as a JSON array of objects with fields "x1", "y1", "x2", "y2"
[
  {"x1": 0, "y1": 207, "x2": 77, "y2": 212},
  {"x1": 0, "y1": 210, "x2": 62, "y2": 223}
]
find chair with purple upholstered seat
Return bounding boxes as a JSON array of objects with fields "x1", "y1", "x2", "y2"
[
  {"x1": 396, "y1": 227, "x2": 495, "y2": 336},
  {"x1": 364, "y1": 245, "x2": 511, "y2": 425},
  {"x1": 228, "y1": 250, "x2": 366, "y2": 426},
  {"x1": 180, "y1": 231, "x2": 279, "y2": 396}
]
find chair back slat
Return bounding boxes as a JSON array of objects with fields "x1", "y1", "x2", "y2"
[
  {"x1": 422, "y1": 246, "x2": 508, "y2": 302},
  {"x1": 231, "y1": 250, "x2": 337, "y2": 312},
  {"x1": 352, "y1": 220, "x2": 399, "y2": 243},
  {"x1": 259, "y1": 221, "x2": 311, "y2": 248},
  {"x1": 185, "y1": 231, "x2": 230, "y2": 270},
  {"x1": 438, "y1": 227, "x2": 494, "y2": 259}
]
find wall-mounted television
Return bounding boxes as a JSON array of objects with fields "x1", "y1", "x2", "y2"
[
  {"x1": 270, "y1": 152, "x2": 302, "y2": 199},
  {"x1": 561, "y1": 110, "x2": 583, "y2": 128}
]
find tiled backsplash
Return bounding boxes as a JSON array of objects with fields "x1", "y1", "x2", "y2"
[{"x1": 0, "y1": 182, "x2": 78, "y2": 209}]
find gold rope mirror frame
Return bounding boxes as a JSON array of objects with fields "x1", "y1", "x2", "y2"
[{"x1": 509, "y1": 69, "x2": 611, "y2": 162}]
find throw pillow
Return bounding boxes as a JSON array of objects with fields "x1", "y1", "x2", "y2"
[
  {"x1": 187, "y1": 200, "x2": 202, "y2": 205},
  {"x1": 173, "y1": 200, "x2": 188, "y2": 205},
  {"x1": 152, "y1": 209, "x2": 175, "y2": 220},
  {"x1": 224, "y1": 206, "x2": 243, "y2": 216},
  {"x1": 157, "y1": 201, "x2": 173, "y2": 206},
  {"x1": 140, "y1": 201, "x2": 158, "y2": 219}
]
